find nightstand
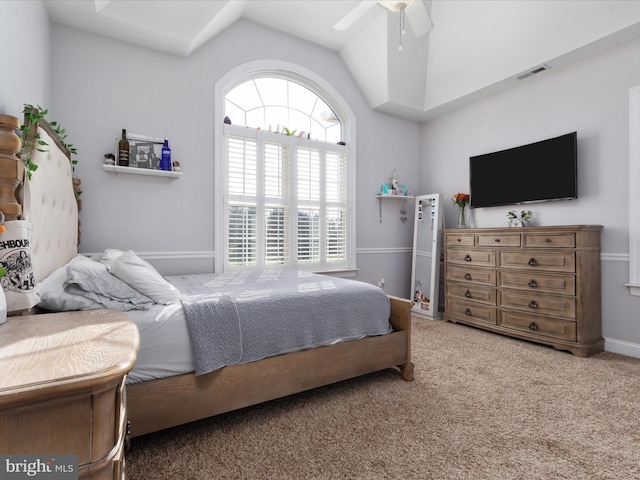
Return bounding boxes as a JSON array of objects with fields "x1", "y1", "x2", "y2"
[{"x1": 0, "y1": 310, "x2": 139, "y2": 480}]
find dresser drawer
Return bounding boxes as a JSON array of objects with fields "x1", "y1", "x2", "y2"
[
  {"x1": 523, "y1": 233, "x2": 575, "y2": 248},
  {"x1": 499, "y1": 291, "x2": 576, "y2": 319},
  {"x1": 498, "y1": 271, "x2": 576, "y2": 295},
  {"x1": 498, "y1": 251, "x2": 576, "y2": 273},
  {"x1": 499, "y1": 311, "x2": 577, "y2": 342},
  {"x1": 446, "y1": 299, "x2": 496, "y2": 325},
  {"x1": 446, "y1": 282, "x2": 496, "y2": 305},
  {"x1": 445, "y1": 233, "x2": 475, "y2": 246},
  {"x1": 446, "y1": 264, "x2": 496, "y2": 286},
  {"x1": 446, "y1": 249, "x2": 496, "y2": 267},
  {"x1": 475, "y1": 233, "x2": 521, "y2": 247}
]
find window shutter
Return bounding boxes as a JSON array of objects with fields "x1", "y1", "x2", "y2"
[
  {"x1": 223, "y1": 110, "x2": 350, "y2": 271},
  {"x1": 264, "y1": 141, "x2": 290, "y2": 265},
  {"x1": 325, "y1": 152, "x2": 348, "y2": 264}
]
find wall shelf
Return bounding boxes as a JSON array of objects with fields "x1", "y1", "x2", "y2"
[
  {"x1": 103, "y1": 164, "x2": 182, "y2": 178},
  {"x1": 376, "y1": 194, "x2": 415, "y2": 199},
  {"x1": 376, "y1": 194, "x2": 414, "y2": 223}
]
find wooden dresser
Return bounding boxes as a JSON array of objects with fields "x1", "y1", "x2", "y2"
[
  {"x1": 443, "y1": 225, "x2": 603, "y2": 357},
  {"x1": 0, "y1": 310, "x2": 139, "y2": 479}
]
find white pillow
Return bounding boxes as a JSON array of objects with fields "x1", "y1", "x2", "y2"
[
  {"x1": 65, "y1": 255, "x2": 154, "y2": 311},
  {"x1": 36, "y1": 255, "x2": 104, "y2": 311},
  {"x1": 100, "y1": 250, "x2": 181, "y2": 304}
]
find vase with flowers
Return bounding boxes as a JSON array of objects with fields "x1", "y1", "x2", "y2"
[{"x1": 452, "y1": 193, "x2": 470, "y2": 228}]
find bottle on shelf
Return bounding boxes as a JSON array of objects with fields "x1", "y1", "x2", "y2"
[
  {"x1": 117, "y1": 129, "x2": 130, "y2": 166},
  {"x1": 161, "y1": 139, "x2": 171, "y2": 171},
  {"x1": 391, "y1": 169, "x2": 399, "y2": 195}
]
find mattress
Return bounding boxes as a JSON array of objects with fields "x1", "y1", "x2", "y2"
[{"x1": 124, "y1": 270, "x2": 392, "y2": 384}]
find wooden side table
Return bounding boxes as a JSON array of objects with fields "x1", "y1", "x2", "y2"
[{"x1": 0, "y1": 310, "x2": 139, "y2": 480}]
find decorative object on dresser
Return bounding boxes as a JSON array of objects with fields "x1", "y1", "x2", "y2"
[
  {"x1": 507, "y1": 210, "x2": 533, "y2": 227},
  {"x1": 452, "y1": 192, "x2": 470, "y2": 228},
  {"x1": 443, "y1": 225, "x2": 604, "y2": 357},
  {"x1": 0, "y1": 310, "x2": 139, "y2": 480}
]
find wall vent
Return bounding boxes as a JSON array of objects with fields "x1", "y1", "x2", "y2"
[{"x1": 517, "y1": 64, "x2": 551, "y2": 80}]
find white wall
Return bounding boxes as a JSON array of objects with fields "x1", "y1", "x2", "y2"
[
  {"x1": 50, "y1": 19, "x2": 422, "y2": 297},
  {"x1": 0, "y1": 1, "x2": 50, "y2": 115},
  {"x1": 422, "y1": 38, "x2": 640, "y2": 354}
]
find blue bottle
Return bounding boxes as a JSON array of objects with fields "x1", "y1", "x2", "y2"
[{"x1": 160, "y1": 139, "x2": 171, "y2": 171}]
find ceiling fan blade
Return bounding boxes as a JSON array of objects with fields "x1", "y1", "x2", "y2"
[
  {"x1": 333, "y1": 1, "x2": 378, "y2": 31},
  {"x1": 405, "y1": 0, "x2": 434, "y2": 37}
]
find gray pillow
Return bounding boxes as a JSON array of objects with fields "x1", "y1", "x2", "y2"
[
  {"x1": 64, "y1": 255, "x2": 154, "y2": 311},
  {"x1": 36, "y1": 255, "x2": 104, "y2": 311}
]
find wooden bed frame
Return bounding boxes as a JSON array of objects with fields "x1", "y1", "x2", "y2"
[
  {"x1": 127, "y1": 296, "x2": 413, "y2": 437},
  {"x1": 9, "y1": 116, "x2": 415, "y2": 439}
]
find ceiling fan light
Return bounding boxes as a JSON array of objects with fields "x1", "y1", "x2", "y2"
[{"x1": 378, "y1": 0, "x2": 413, "y2": 13}]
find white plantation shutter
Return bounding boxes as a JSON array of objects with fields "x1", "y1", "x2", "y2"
[
  {"x1": 224, "y1": 123, "x2": 350, "y2": 271},
  {"x1": 226, "y1": 134, "x2": 258, "y2": 266},
  {"x1": 264, "y1": 141, "x2": 290, "y2": 265},
  {"x1": 325, "y1": 152, "x2": 348, "y2": 264}
]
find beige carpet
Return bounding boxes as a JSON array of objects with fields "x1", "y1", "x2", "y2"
[{"x1": 126, "y1": 319, "x2": 640, "y2": 480}]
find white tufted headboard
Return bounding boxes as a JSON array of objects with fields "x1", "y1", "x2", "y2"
[{"x1": 26, "y1": 123, "x2": 79, "y2": 283}]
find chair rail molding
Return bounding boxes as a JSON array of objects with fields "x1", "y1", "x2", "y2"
[{"x1": 626, "y1": 86, "x2": 640, "y2": 296}]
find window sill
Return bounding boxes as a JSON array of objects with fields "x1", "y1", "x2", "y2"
[{"x1": 624, "y1": 283, "x2": 640, "y2": 296}]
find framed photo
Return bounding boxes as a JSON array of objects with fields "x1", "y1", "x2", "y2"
[{"x1": 128, "y1": 133, "x2": 164, "y2": 170}]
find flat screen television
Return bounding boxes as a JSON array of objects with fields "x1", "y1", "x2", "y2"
[{"x1": 469, "y1": 132, "x2": 577, "y2": 209}]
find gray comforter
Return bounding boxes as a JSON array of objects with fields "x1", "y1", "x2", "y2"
[{"x1": 169, "y1": 270, "x2": 392, "y2": 376}]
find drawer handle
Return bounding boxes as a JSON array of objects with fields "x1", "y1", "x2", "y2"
[
  {"x1": 528, "y1": 321, "x2": 539, "y2": 331},
  {"x1": 456, "y1": 238, "x2": 462, "y2": 242},
  {"x1": 464, "y1": 289, "x2": 472, "y2": 298},
  {"x1": 464, "y1": 308, "x2": 472, "y2": 316},
  {"x1": 494, "y1": 238, "x2": 500, "y2": 243},
  {"x1": 464, "y1": 254, "x2": 472, "y2": 262},
  {"x1": 528, "y1": 258, "x2": 537, "y2": 267},
  {"x1": 545, "y1": 238, "x2": 551, "y2": 243},
  {"x1": 464, "y1": 273, "x2": 472, "y2": 280},
  {"x1": 528, "y1": 279, "x2": 537, "y2": 288},
  {"x1": 528, "y1": 300, "x2": 538, "y2": 309}
]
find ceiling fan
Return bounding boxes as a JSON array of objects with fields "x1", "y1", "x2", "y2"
[{"x1": 334, "y1": 0, "x2": 434, "y2": 40}]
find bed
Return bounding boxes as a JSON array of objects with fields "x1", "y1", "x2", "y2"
[{"x1": 8, "y1": 117, "x2": 414, "y2": 438}]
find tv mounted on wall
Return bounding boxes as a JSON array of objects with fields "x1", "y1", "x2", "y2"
[{"x1": 469, "y1": 132, "x2": 577, "y2": 209}]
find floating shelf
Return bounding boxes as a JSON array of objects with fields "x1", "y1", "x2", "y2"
[
  {"x1": 103, "y1": 164, "x2": 183, "y2": 178},
  {"x1": 376, "y1": 194, "x2": 415, "y2": 199},
  {"x1": 376, "y1": 193, "x2": 415, "y2": 223}
]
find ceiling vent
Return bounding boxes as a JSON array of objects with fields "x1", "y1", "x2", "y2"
[{"x1": 517, "y1": 64, "x2": 551, "y2": 80}]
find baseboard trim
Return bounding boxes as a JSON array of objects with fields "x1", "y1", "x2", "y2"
[{"x1": 604, "y1": 337, "x2": 640, "y2": 359}]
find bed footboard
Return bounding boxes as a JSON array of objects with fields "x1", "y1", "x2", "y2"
[{"x1": 127, "y1": 295, "x2": 414, "y2": 437}]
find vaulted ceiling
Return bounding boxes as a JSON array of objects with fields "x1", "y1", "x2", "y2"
[{"x1": 44, "y1": 0, "x2": 640, "y2": 121}]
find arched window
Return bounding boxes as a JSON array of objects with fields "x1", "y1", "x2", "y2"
[
  {"x1": 215, "y1": 63, "x2": 356, "y2": 273},
  {"x1": 224, "y1": 77, "x2": 342, "y2": 143}
]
